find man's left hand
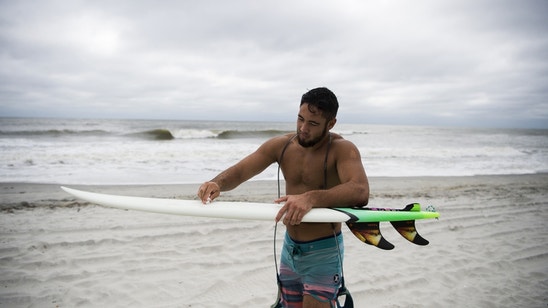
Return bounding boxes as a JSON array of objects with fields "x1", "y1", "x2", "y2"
[{"x1": 274, "y1": 195, "x2": 313, "y2": 225}]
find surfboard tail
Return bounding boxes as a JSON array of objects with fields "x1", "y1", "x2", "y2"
[
  {"x1": 345, "y1": 220, "x2": 430, "y2": 249},
  {"x1": 344, "y1": 203, "x2": 433, "y2": 249}
]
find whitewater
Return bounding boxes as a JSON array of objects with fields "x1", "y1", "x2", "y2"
[{"x1": 1, "y1": 117, "x2": 547, "y2": 184}]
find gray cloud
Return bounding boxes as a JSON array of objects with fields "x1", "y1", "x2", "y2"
[{"x1": 1, "y1": 0, "x2": 547, "y2": 128}]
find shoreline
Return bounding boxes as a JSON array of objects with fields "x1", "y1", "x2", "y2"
[{"x1": 2, "y1": 173, "x2": 547, "y2": 209}]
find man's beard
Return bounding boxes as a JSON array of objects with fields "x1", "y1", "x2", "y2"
[{"x1": 297, "y1": 125, "x2": 328, "y2": 148}]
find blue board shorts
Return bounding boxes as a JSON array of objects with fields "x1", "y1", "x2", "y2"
[{"x1": 279, "y1": 232, "x2": 344, "y2": 307}]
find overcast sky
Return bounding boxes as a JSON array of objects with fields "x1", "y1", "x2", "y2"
[{"x1": 1, "y1": 0, "x2": 547, "y2": 128}]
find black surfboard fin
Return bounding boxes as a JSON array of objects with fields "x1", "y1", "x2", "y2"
[
  {"x1": 390, "y1": 220, "x2": 430, "y2": 246},
  {"x1": 346, "y1": 221, "x2": 395, "y2": 250}
]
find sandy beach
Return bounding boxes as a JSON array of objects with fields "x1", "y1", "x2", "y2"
[{"x1": 1, "y1": 174, "x2": 547, "y2": 307}]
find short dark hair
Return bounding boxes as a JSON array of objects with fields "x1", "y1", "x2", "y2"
[{"x1": 300, "y1": 87, "x2": 339, "y2": 120}]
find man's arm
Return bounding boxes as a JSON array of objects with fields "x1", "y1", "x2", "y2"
[
  {"x1": 307, "y1": 139, "x2": 369, "y2": 207},
  {"x1": 197, "y1": 136, "x2": 285, "y2": 203},
  {"x1": 275, "y1": 140, "x2": 369, "y2": 225}
]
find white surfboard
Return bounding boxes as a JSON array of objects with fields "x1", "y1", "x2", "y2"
[
  {"x1": 61, "y1": 186, "x2": 350, "y2": 222},
  {"x1": 61, "y1": 186, "x2": 439, "y2": 250}
]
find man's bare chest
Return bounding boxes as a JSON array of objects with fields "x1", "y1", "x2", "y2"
[{"x1": 280, "y1": 149, "x2": 332, "y2": 190}]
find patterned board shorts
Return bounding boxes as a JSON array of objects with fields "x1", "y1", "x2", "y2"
[{"x1": 279, "y1": 232, "x2": 344, "y2": 307}]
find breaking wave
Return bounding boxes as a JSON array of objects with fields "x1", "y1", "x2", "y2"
[{"x1": 0, "y1": 127, "x2": 291, "y2": 141}]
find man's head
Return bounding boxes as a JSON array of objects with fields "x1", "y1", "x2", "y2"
[
  {"x1": 297, "y1": 87, "x2": 338, "y2": 147},
  {"x1": 300, "y1": 87, "x2": 339, "y2": 121}
]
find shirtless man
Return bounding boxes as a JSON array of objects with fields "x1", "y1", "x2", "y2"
[{"x1": 198, "y1": 87, "x2": 369, "y2": 308}]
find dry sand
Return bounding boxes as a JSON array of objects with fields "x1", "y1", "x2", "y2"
[{"x1": 1, "y1": 174, "x2": 547, "y2": 307}]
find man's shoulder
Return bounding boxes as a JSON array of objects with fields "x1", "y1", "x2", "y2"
[
  {"x1": 331, "y1": 133, "x2": 351, "y2": 145},
  {"x1": 266, "y1": 133, "x2": 296, "y2": 144},
  {"x1": 259, "y1": 133, "x2": 295, "y2": 151},
  {"x1": 331, "y1": 133, "x2": 360, "y2": 151}
]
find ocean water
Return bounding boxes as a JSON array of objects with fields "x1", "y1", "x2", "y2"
[{"x1": 1, "y1": 117, "x2": 547, "y2": 185}]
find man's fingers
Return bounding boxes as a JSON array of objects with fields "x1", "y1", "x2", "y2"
[
  {"x1": 276, "y1": 198, "x2": 306, "y2": 225},
  {"x1": 275, "y1": 203, "x2": 287, "y2": 222},
  {"x1": 282, "y1": 209, "x2": 301, "y2": 226},
  {"x1": 274, "y1": 196, "x2": 288, "y2": 204},
  {"x1": 198, "y1": 182, "x2": 219, "y2": 204},
  {"x1": 208, "y1": 189, "x2": 219, "y2": 202},
  {"x1": 292, "y1": 211, "x2": 302, "y2": 225}
]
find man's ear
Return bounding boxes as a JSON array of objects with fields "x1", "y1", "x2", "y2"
[{"x1": 328, "y1": 118, "x2": 337, "y2": 130}]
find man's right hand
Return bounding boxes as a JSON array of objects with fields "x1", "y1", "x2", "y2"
[{"x1": 197, "y1": 182, "x2": 220, "y2": 204}]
